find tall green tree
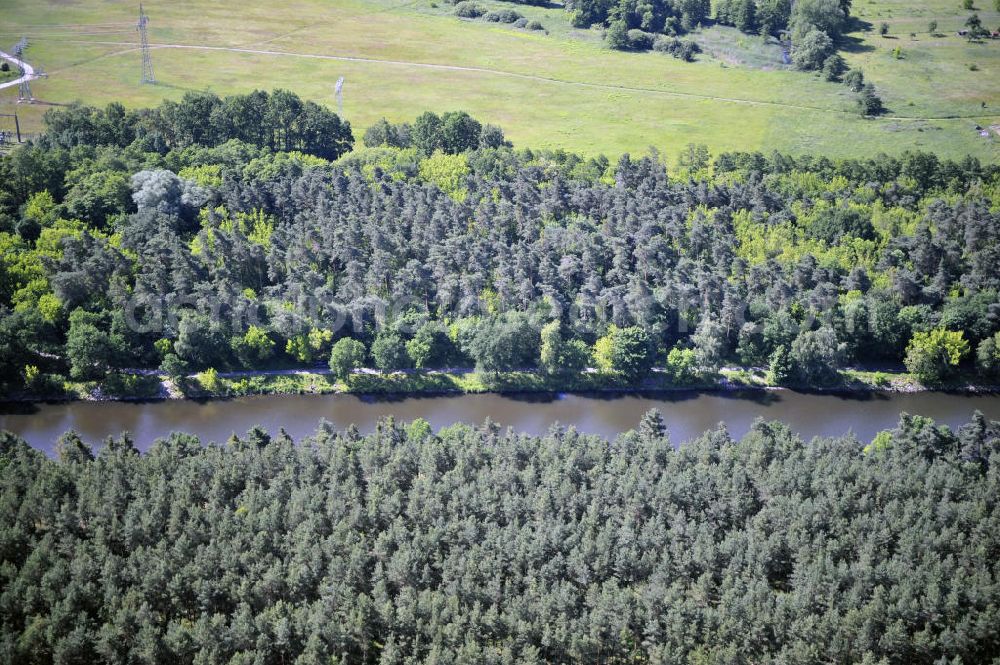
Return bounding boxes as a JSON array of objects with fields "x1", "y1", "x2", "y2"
[
  {"x1": 65, "y1": 308, "x2": 121, "y2": 380},
  {"x1": 371, "y1": 332, "x2": 410, "y2": 372},
  {"x1": 440, "y1": 112, "x2": 483, "y2": 154},
  {"x1": 792, "y1": 29, "x2": 835, "y2": 70},
  {"x1": 977, "y1": 332, "x2": 1000, "y2": 378},
  {"x1": 790, "y1": 0, "x2": 847, "y2": 39},
  {"x1": 411, "y1": 112, "x2": 444, "y2": 156},
  {"x1": 593, "y1": 325, "x2": 653, "y2": 380},
  {"x1": 406, "y1": 322, "x2": 452, "y2": 369},
  {"x1": 757, "y1": 0, "x2": 791, "y2": 35},
  {"x1": 539, "y1": 320, "x2": 589, "y2": 375},
  {"x1": 790, "y1": 327, "x2": 845, "y2": 385},
  {"x1": 329, "y1": 338, "x2": 367, "y2": 381}
]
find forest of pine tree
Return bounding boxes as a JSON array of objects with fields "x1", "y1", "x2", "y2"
[
  {"x1": 3, "y1": 93, "x2": 1000, "y2": 396},
  {"x1": 1, "y1": 412, "x2": 999, "y2": 663}
]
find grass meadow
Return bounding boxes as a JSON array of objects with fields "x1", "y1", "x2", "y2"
[{"x1": 0, "y1": 0, "x2": 997, "y2": 160}]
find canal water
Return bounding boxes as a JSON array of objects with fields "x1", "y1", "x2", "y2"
[{"x1": 3, "y1": 389, "x2": 1000, "y2": 455}]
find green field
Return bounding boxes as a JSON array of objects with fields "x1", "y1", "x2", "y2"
[{"x1": 1, "y1": 0, "x2": 998, "y2": 160}]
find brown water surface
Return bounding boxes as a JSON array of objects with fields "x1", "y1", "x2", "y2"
[{"x1": 3, "y1": 389, "x2": 999, "y2": 455}]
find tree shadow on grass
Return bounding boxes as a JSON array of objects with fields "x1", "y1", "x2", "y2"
[
  {"x1": 846, "y1": 16, "x2": 874, "y2": 33},
  {"x1": 839, "y1": 17, "x2": 876, "y2": 54},
  {"x1": 148, "y1": 79, "x2": 204, "y2": 95},
  {"x1": 535, "y1": 0, "x2": 564, "y2": 8},
  {"x1": 839, "y1": 34, "x2": 876, "y2": 54}
]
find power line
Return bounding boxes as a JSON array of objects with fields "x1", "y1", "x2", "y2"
[
  {"x1": 0, "y1": 113, "x2": 22, "y2": 142},
  {"x1": 137, "y1": 3, "x2": 155, "y2": 84},
  {"x1": 13, "y1": 37, "x2": 32, "y2": 102},
  {"x1": 2, "y1": 22, "x2": 134, "y2": 28},
  {"x1": 335, "y1": 76, "x2": 345, "y2": 116}
]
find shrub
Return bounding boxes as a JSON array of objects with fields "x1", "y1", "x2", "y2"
[
  {"x1": 857, "y1": 84, "x2": 884, "y2": 116},
  {"x1": 680, "y1": 41, "x2": 701, "y2": 61},
  {"x1": 513, "y1": 17, "x2": 528, "y2": 28},
  {"x1": 363, "y1": 118, "x2": 410, "y2": 149},
  {"x1": 821, "y1": 54, "x2": 845, "y2": 81},
  {"x1": 454, "y1": 1, "x2": 486, "y2": 18},
  {"x1": 419, "y1": 151, "x2": 470, "y2": 200},
  {"x1": 23, "y1": 365, "x2": 69, "y2": 397},
  {"x1": 23, "y1": 364, "x2": 40, "y2": 389},
  {"x1": 652, "y1": 35, "x2": 701, "y2": 60},
  {"x1": 196, "y1": 367, "x2": 221, "y2": 392},
  {"x1": 843, "y1": 68, "x2": 864, "y2": 92},
  {"x1": 484, "y1": 9, "x2": 523, "y2": 23},
  {"x1": 526, "y1": 19, "x2": 544, "y2": 30},
  {"x1": 101, "y1": 373, "x2": 162, "y2": 398},
  {"x1": 653, "y1": 35, "x2": 681, "y2": 53},
  {"x1": 605, "y1": 20, "x2": 630, "y2": 50},
  {"x1": 863, "y1": 429, "x2": 893, "y2": 454},
  {"x1": 478, "y1": 123, "x2": 509, "y2": 149},
  {"x1": 160, "y1": 353, "x2": 187, "y2": 381},
  {"x1": 879, "y1": 22, "x2": 889, "y2": 36},
  {"x1": 928, "y1": 20, "x2": 938, "y2": 34},
  {"x1": 627, "y1": 29, "x2": 654, "y2": 50},
  {"x1": 37, "y1": 372, "x2": 68, "y2": 396}
]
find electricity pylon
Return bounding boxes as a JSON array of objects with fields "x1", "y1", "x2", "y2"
[{"x1": 138, "y1": 3, "x2": 155, "y2": 84}]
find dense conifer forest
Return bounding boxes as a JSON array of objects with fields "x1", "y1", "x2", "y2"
[
  {"x1": 2, "y1": 91, "x2": 1000, "y2": 397},
  {"x1": 1, "y1": 412, "x2": 999, "y2": 663}
]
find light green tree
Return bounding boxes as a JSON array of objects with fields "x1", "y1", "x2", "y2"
[
  {"x1": 286, "y1": 328, "x2": 334, "y2": 363},
  {"x1": 232, "y1": 325, "x2": 274, "y2": 366},
  {"x1": 904, "y1": 329, "x2": 969, "y2": 384},
  {"x1": 665, "y1": 347, "x2": 699, "y2": 384},
  {"x1": 329, "y1": 338, "x2": 367, "y2": 381},
  {"x1": 593, "y1": 325, "x2": 653, "y2": 381},
  {"x1": 418, "y1": 151, "x2": 470, "y2": 201},
  {"x1": 539, "y1": 320, "x2": 564, "y2": 375},
  {"x1": 196, "y1": 367, "x2": 221, "y2": 392}
]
